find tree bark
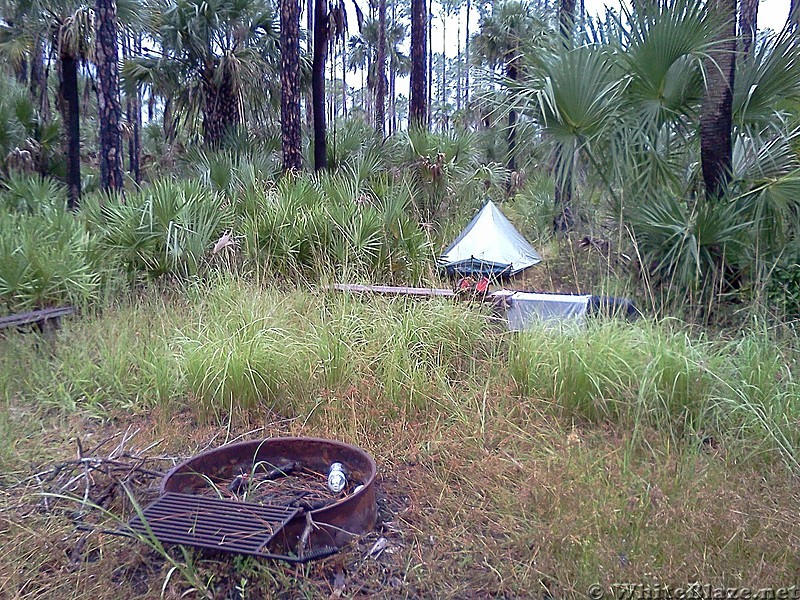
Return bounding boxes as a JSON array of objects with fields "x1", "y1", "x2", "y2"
[
  {"x1": 440, "y1": 18, "x2": 446, "y2": 129},
  {"x1": 59, "y1": 51, "x2": 81, "y2": 209},
  {"x1": 124, "y1": 32, "x2": 142, "y2": 184},
  {"x1": 427, "y1": 0, "x2": 433, "y2": 126},
  {"x1": 456, "y1": 10, "x2": 461, "y2": 112},
  {"x1": 410, "y1": 0, "x2": 428, "y2": 128},
  {"x1": 281, "y1": 0, "x2": 303, "y2": 171},
  {"x1": 507, "y1": 58, "x2": 517, "y2": 173},
  {"x1": 390, "y1": 0, "x2": 397, "y2": 133},
  {"x1": 31, "y1": 39, "x2": 46, "y2": 102},
  {"x1": 305, "y1": 0, "x2": 314, "y2": 128},
  {"x1": 29, "y1": 35, "x2": 46, "y2": 113},
  {"x1": 341, "y1": 37, "x2": 347, "y2": 117},
  {"x1": 311, "y1": 0, "x2": 328, "y2": 170},
  {"x1": 202, "y1": 67, "x2": 240, "y2": 148},
  {"x1": 95, "y1": 0, "x2": 125, "y2": 192},
  {"x1": 739, "y1": 0, "x2": 758, "y2": 53},
  {"x1": 375, "y1": 0, "x2": 387, "y2": 136},
  {"x1": 701, "y1": 0, "x2": 737, "y2": 201}
]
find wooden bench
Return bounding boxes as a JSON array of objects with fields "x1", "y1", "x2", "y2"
[{"x1": 0, "y1": 306, "x2": 75, "y2": 338}]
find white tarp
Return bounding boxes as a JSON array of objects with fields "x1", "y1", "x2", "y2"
[
  {"x1": 503, "y1": 292, "x2": 591, "y2": 330},
  {"x1": 439, "y1": 200, "x2": 542, "y2": 276}
]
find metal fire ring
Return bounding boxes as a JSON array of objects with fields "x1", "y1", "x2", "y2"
[{"x1": 159, "y1": 437, "x2": 378, "y2": 553}]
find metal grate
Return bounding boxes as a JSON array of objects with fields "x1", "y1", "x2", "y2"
[{"x1": 127, "y1": 492, "x2": 299, "y2": 557}]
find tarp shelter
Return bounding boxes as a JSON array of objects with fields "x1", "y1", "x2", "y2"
[
  {"x1": 494, "y1": 291, "x2": 592, "y2": 329},
  {"x1": 493, "y1": 292, "x2": 639, "y2": 330},
  {"x1": 439, "y1": 200, "x2": 542, "y2": 277}
]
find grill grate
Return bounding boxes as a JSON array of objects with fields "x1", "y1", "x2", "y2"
[{"x1": 127, "y1": 492, "x2": 299, "y2": 557}]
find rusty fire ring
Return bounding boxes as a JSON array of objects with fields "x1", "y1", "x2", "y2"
[{"x1": 129, "y1": 437, "x2": 377, "y2": 561}]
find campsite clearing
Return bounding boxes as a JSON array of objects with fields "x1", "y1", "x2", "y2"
[{"x1": 1, "y1": 282, "x2": 798, "y2": 598}]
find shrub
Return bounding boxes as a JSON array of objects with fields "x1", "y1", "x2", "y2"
[
  {"x1": 241, "y1": 173, "x2": 433, "y2": 283},
  {"x1": 0, "y1": 75, "x2": 61, "y2": 178},
  {"x1": 0, "y1": 209, "x2": 99, "y2": 312},
  {"x1": 0, "y1": 174, "x2": 68, "y2": 213},
  {"x1": 83, "y1": 179, "x2": 232, "y2": 278}
]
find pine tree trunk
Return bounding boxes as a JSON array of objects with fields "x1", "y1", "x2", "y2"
[
  {"x1": 410, "y1": 0, "x2": 428, "y2": 128},
  {"x1": 124, "y1": 33, "x2": 142, "y2": 184},
  {"x1": 59, "y1": 51, "x2": 81, "y2": 209},
  {"x1": 739, "y1": 0, "x2": 758, "y2": 53},
  {"x1": 202, "y1": 69, "x2": 240, "y2": 148},
  {"x1": 427, "y1": 0, "x2": 433, "y2": 126},
  {"x1": 341, "y1": 39, "x2": 347, "y2": 117},
  {"x1": 390, "y1": 65, "x2": 396, "y2": 134},
  {"x1": 440, "y1": 19, "x2": 446, "y2": 129},
  {"x1": 328, "y1": 43, "x2": 335, "y2": 123},
  {"x1": 390, "y1": 0, "x2": 397, "y2": 133},
  {"x1": 456, "y1": 12, "x2": 461, "y2": 113},
  {"x1": 305, "y1": 0, "x2": 314, "y2": 128},
  {"x1": 133, "y1": 35, "x2": 142, "y2": 183},
  {"x1": 95, "y1": 0, "x2": 125, "y2": 192},
  {"x1": 29, "y1": 36, "x2": 45, "y2": 106},
  {"x1": 701, "y1": 0, "x2": 737, "y2": 201},
  {"x1": 281, "y1": 0, "x2": 303, "y2": 171},
  {"x1": 311, "y1": 0, "x2": 328, "y2": 170},
  {"x1": 375, "y1": 0, "x2": 387, "y2": 136},
  {"x1": 507, "y1": 58, "x2": 517, "y2": 173}
]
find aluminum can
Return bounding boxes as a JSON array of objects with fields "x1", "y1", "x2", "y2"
[{"x1": 327, "y1": 462, "x2": 347, "y2": 493}]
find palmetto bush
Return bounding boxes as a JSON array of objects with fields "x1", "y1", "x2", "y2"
[
  {"x1": 0, "y1": 75, "x2": 62, "y2": 179},
  {"x1": 504, "y1": 0, "x2": 800, "y2": 304},
  {"x1": 0, "y1": 174, "x2": 68, "y2": 213},
  {"x1": 184, "y1": 136, "x2": 282, "y2": 200},
  {"x1": 0, "y1": 208, "x2": 99, "y2": 312},
  {"x1": 83, "y1": 179, "x2": 232, "y2": 278},
  {"x1": 386, "y1": 128, "x2": 510, "y2": 224},
  {"x1": 241, "y1": 172, "x2": 432, "y2": 282},
  {"x1": 627, "y1": 192, "x2": 751, "y2": 298},
  {"x1": 240, "y1": 176, "x2": 327, "y2": 276}
]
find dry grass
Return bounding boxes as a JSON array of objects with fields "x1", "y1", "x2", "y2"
[
  {"x1": 1, "y1": 397, "x2": 799, "y2": 599},
  {"x1": 1, "y1": 282, "x2": 799, "y2": 599}
]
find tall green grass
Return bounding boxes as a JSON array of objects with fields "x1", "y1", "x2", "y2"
[
  {"x1": 508, "y1": 320, "x2": 716, "y2": 427},
  {"x1": 508, "y1": 318, "x2": 800, "y2": 466},
  {"x1": 177, "y1": 280, "x2": 496, "y2": 420},
  {"x1": 0, "y1": 292, "x2": 184, "y2": 416},
  {"x1": 1, "y1": 278, "x2": 797, "y2": 470}
]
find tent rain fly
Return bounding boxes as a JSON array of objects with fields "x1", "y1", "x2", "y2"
[{"x1": 438, "y1": 200, "x2": 542, "y2": 277}]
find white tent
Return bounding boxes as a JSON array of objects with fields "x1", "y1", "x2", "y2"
[{"x1": 439, "y1": 200, "x2": 542, "y2": 277}]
